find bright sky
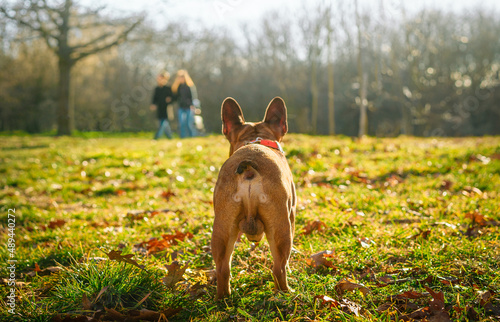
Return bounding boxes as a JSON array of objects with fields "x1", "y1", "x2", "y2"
[{"x1": 90, "y1": 0, "x2": 499, "y2": 30}]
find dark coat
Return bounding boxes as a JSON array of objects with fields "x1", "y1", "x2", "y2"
[
  {"x1": 152, "y1": 85, "x2": 173, "y2": 119},
  {"x1": 176, "y1": 83, "x2": 193, "y2": 108}
]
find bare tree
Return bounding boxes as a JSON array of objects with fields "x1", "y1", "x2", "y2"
[
  {"x1": 1, "y1": 0, "x2": 144, "y2": 135},
  {"x1": 299, "y1": 3, "x2": 328, "y2": 134},
  {"x1": 355, "y1": 0, "x2": 368, "y2": 137},
  {"x1": 325, "y1": 3, "x2": 336, "y2": 135}
]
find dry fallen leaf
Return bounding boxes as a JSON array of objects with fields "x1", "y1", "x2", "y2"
[
  {"x1": 408, "y1": 228, "x2": 431, "y2": 240},
  {"x1": 40, "y1": 219, "x2": 67, "y2": 231},
  {"x1": 82, "y1": 293, "x2": 92, "y2": 310},
  {"x1": 394, "y1": 290, "x2": 427, "y2": 300},
  {"x1": 135, "y1": 231, "x2": 194, "y2": 255},
  {"x1": 424, "y1": 286, "x2": 452, "y2": 321},
  {"x1": 52, "y1": 313, "x2": 93, "y2": 321},
  {"x1": 27, "y1": 265, "x2": 64, "y2": 277},
  {"x1": 102, "y1": 249, "x2": 144, "y2": 270},
  {"x1": 465, "y1": 212, "x2": 499, "y2": 227},
  {"x1": 335, "y1": 278, "x2": 370, "y2": 296},
  {"x1": 302, "y1": 220, "x2": 328, "y2": 235},
  {"x1": 115, "y1": 189, "x2": 126, "y2": 196},
  {"x1": 478, "y1": 290, "x2": 500, "y2": 316},
  {"x1": 307, "y1": 250, "x2": 336, "y2": 269},
  {"x1": 161, "y1": 189, "x2": 176, "y2": 201},
  {"x1": 163, "y1": 261, "x2": 188, "y2": 288},
  {"x1": 439, "y1": 180, "x2": 453, "y2": 191},
  {"x1": 314, "y1": 295, "x2": 362, "y2": 316}
]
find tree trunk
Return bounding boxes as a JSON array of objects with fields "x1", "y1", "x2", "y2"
[
  {"x1": 327, "y1": 22, "x2": 335, "y2": 136},
  {"x1": 328, "y1": 61, "x2": 335, "y2": 135},
  {"x1": 310, "y1": 57, "x2": 318, "y2": 135},
  {"x1": 355, "y1": 0, "x2": 368, "y2": 137},
  {"x1": 359, "y1": 72, "x2": 368, "y2": 137},
  {"x1": 56, "y1": 59, "x2": 73, "y2": 136}
]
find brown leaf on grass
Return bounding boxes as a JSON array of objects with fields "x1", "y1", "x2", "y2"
[
  {"x1": 302, "y1": 220, "x2": 327, "y2": 235},
  {"x1": 418, "y1": 286, "x2": 452, "y2": 321},
  {"x1": 314, "y1": 295, "x2": 362, "y2": 316},
  {"x1": 90, "y1": 220, "x2": 110, "y2": 228},
  {"x1": 439, "y1": 180, "x2": 453, "y2": 191},
  {"x1": 314, "y1": 295, "x2": 341, "y2": 308},
  {"x1": 307, "y1": 250, "x2": 336, "y2": 269},
  {"x1": 82, "y1": 294, "x2": 92, "y2": 310},
  {"x1": 51, "y1": 314, "x2": 93, "y2": 321},
  {"x1": 466, "y1": 306, "x2": 480, "y2": 321},
  {"x1": 377, "y1": 301, "x2": 419, "y2": 314},
  {"x1": 408, "y1": 228, "x2": 431, "y2": 240},
  {"x1": 127, "y1": 208, "x2": 181, "y2": 222},
  {"x1": 465, "y1": 212, "x2": 499, "y2": 227},
  {"x1": 419, "y1": 275, "x2": 434, "y2": 285},
  {"x1": 102, "y1": 249, "x2": 144, "y2": 270},
  {"x1": 399, "y1": 307, "x2": 431, "y2": 321},
  {"x1": 386, "y1": 174, "x2": 404, "y2": 187},
  {"x1": 27, "y1": 265, "x2": 64, "y2": 277},
  {"x1": 425, "y1": 286, "x2": 445, "y2": 312},
  {"x1": 187, "y1": 282, "x2": 207, "y2": 299},
  {"x1": 161, "y1": 189, "x2": 176, "y2": 201},
  {"x1": 104, "y1": 307, "x2": 125, "y2": 320},
  {"x1": 438, "y1": 276, "x2": 460, "y2": 286},
  {"x1": 102, "y1": 307, "x2": 181, "y2": 321},
  {"x1": 335, "y1": 278, "x2": 370, "y2": 296},
  {"x1": 394, "y1": 290, "x2": 427, "y2": 300},
  {"x1": 115, "y1": 189, "x2": 126, "y2": 196},
  {"x1": 128, "y1": 309, "x2": 159, "y2": 321},
  {"x1": 478, "y1": 290, "x2": 494, "y2": 306},
  {"x1": 478, "y1": 290, "x2": 500, "y2": 316},
  {"x1": 163, "y1": 261, "x2": 188, "y2": 288},
  {"x1": 135, "y1": 231, "x2": 194, "y2": 255},
  {"x1": 40, "y1": 219, "x2": 67, "y2": 231}
]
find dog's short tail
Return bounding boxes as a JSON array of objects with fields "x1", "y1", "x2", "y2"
[{"x1": 235, "y1": 160, "x2": 265, "y2": 242}]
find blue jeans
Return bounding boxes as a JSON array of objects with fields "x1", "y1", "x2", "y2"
[
  {"x1": 178, "y1": 107, "x2": 195, "y2": 138},
  {"x1": 154, "y1": 118, "x2": 172, "y2": 139}
]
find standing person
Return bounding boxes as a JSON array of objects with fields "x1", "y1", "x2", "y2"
[
  {"x1": 172, "y1": 69, "x2": 196, "y2": 138},
  {"x1": 150, "y1": 71, "x2": 174, "y2": 139}
]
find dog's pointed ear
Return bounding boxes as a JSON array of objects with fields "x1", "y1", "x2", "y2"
[
  {"x1": 222, "y1": 97, "x2": 245, "y2": 137},
  {"x1": 263, "y1": 97, "x2": 288, "y2": 139}
]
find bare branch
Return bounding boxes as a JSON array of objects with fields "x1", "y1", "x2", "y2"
[
  {"x1": 71, "y1": 16, "x2": 144, "y2": 62},
  {"x1": 0, "y1": 5, "x2": 58, "y2": 51}
]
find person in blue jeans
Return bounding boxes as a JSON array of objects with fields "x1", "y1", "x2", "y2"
[
  {"x1": 150, "y1": 71, "x2": 174, "y2": 139},
  {"x1": 172, "y1": 70, "x2": 196, "y2": 138}
]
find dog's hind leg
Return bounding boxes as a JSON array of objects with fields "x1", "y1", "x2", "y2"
[
  {"x1": 266, "y1": 212, "x2": 292, "y2": 292},
  {"x1": 211, "y1": 220, "x2": 240, "y2": 299}
]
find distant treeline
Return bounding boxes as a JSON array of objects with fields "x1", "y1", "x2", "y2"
[{"x1": 1, "y1": 3, "x2": 499, "y2": 136}]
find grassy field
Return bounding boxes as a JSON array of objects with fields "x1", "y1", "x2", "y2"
[{"x1": 0, "y1": 134, "x2": 499, "y2": 321}]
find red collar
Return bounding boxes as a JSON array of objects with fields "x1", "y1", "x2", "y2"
[{"x1": 246, "y1": 137, "x2": 284, "y2": 153}]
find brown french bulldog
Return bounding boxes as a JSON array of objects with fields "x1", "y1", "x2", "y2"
[{"x1": 211, "y1": 96, "x2": 296, "y2": 299}]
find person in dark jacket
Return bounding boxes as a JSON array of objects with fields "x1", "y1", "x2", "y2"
[
  {"x1": 172, "y1": 70, "x2": 196, "y2": 138},
  {"x1": 150, "y1": 71, "x2": 174, "y2": 139}
]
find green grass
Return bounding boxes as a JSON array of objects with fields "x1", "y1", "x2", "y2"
[{"x1": 0, "y1": 134, "x2": 499, "y2": 321}]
